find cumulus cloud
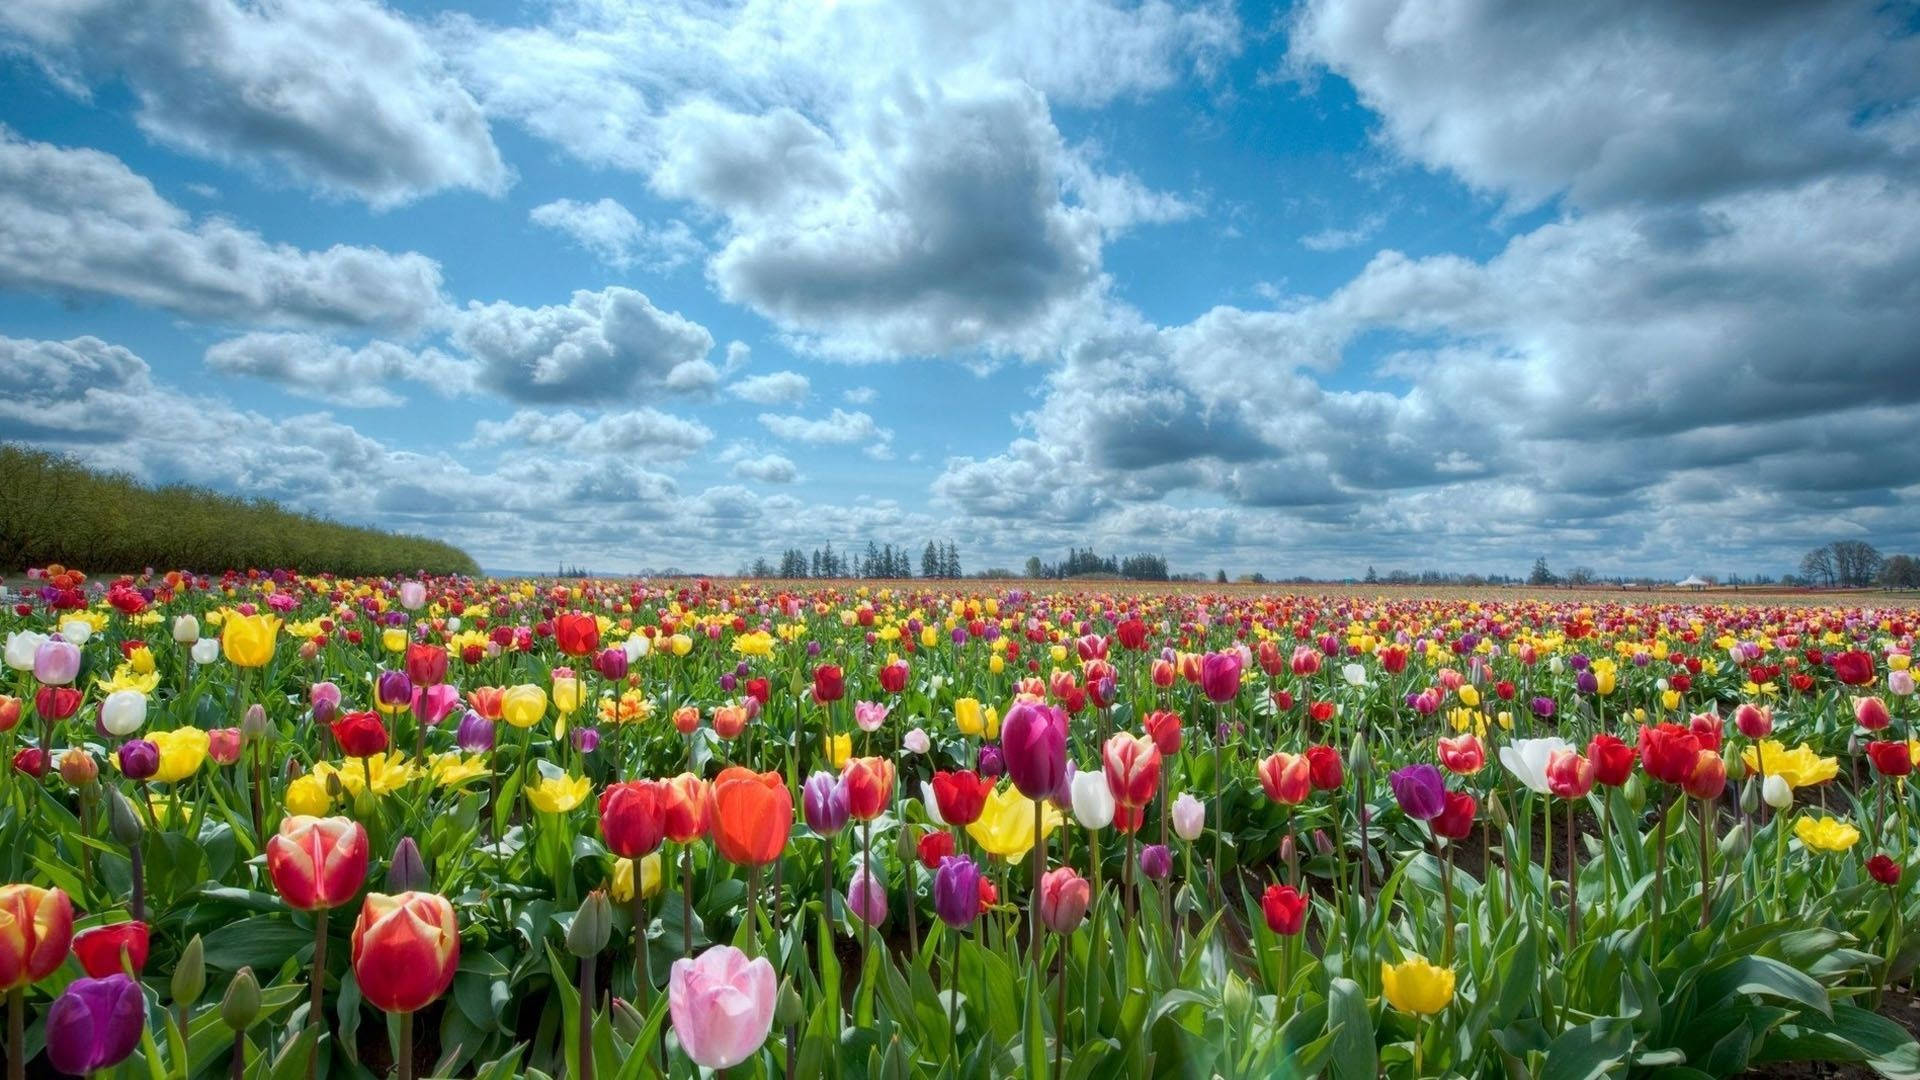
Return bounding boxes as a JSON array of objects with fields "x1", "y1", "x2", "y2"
[
  {"x1": 757, "y1": 408, "x2": 890, "y2": 446},
  {"x1": 728, "y1": 371, "x2": 810, "y2": 406},
  {"x1": 453, "y1": 287, "x2": 715, "y2": 403},
  {"x1": 0, "y1": 129, "x2": 448, "y2": 331},
  {"x1": 205, "y1": 332, "x2": 478, "y2": 407},
  {"x1": 471, "y1": 406, "x2": 712, "y2": 461},
  {"x1": 730, "y1": 453, "x2": 799, "y2": 484},
  {"x1": 528, "y1": 197, "x2": 701, "y2": 270},
  {"x1": 1, "y1": 0, "x2": 507, "y2": 207}
]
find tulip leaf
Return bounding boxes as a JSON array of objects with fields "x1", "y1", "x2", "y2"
[
  {"x1": 1695, "y1": 954, "x2": 1831, "y2": 1018},
  {"x1": 201, "y1": 915, "x2": 310, "y2": 974},
  {"x1": 1539, "y1": 1017, "x2": 1638, "y2": 1080},
  {"x1": 1023, "y1": 967, "x2": 1050, "y2": 1080},
  {"x1": 1325, "y1": 976, "x2": 1375, "y2": 1080}
]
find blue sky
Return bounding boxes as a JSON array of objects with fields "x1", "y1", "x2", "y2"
[{"x1": 2, "y1": 0, "x2": 1916, "y2": 579}]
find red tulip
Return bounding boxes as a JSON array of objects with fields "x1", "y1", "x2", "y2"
[
  {"x1": 918, "y1": 830, "x2": 956, "y2": 871},
  {"x1": 1683, "y1": 750, "x2": 1727, "y2": 800},
  {"x1": 1688, "y1": 713, "x2": 1724, "y2": 752},
  {"x1": 1305, "y1": 745, "x2": 1344, "y2": 790},
  {"x1": 841, "y1": 757, "x2": 894, "y2": 821},
  {"x1": 1831, "y1": 650, "x2": 1875, "y2": 686},
  {"x1": 1142, "y1": 710, "x2": 1182, "y2": 755},
  {"x1": 599, "y1": 779, "x2": 667, "y2": 859},
  {"x1": 1258, "y1": 752, "x2": 1310, "y2": 805},
  {"x1": 1867, "y1": 740, "x2": 1913, "y2": 777},
  {"x1": 1545, "y1": 750, "x2": 1596, "y2": 800},
  {"x1": 1587, "y1": 733, "x2": 1636, "y2": 787},
  {"x1": 709, "y1": 767, "x2": 792, "y2": 867},
  {"x1": 267, "y1": 816, "x2": 371, "y2": 911},
  {"x1": 1260, "y1": 883, "x2": 1307, "y2": 935},
  {"x1": 34, "y1": 685, "x2": 81, "y2": 721},
  {"x1": 555, "y1": 613, "x2": 601, "y2": 657},
  {"x1": 350, "y1": 891, "x2": 459, "y2": 1014},
  {"x1": 931, "y1": 769, "x2": 993, "y2": 827},
  {"x1": 1638, "y1": 723, "x2": 1701, "y2": 786},
  {"x1": 331, "y1": 711, "x2": 390, "y2": 758},
  {"x1": 0, "y1": 884, "x2": 74, "y2": 991},
  {"x1": 812, "y1": 665, "x2": 845, "y2": 704},
  {"x1": 404, "y1": 643, "x2": 447, "y2": 686},
  {"x1": 1732, "y1": 703, "x2": 1772, "y2": 739},
  {"x1": 72, "y1": 922, "x2": 149, "y2": 977},
  {"x1": 1431, "y1": 790, "x2": 1477, "y2": 840},
  {"x1": 1868, "y1": 854, "x2": 1902, "y2": 886},
  {"x1": 1855, "y1": 696, "x2": 1893, "y2": 731},
  {"x1": 661, "y1": 773, "x2": 712, "y2": 843},
  {"x1": 877, "y1": 660, "x2": 909, "y2": 694}
]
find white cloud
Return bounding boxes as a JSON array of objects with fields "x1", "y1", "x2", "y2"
[
  {"x1": 0, "y1": 129, "x2": 448, "y2": 332},
  {"x1": 1, "y1": 0, "x2": 507, "y2": 207},
  {"x1": 757, "y1": 407, "x2": 891, "y2": 446},
  {"x1": 471, "y1": 406, "x2": 713, "y2": 461},
  {"x1": 728, "y1": 371, "x2": 810, "y2": 406},
  {"x1": 1299, "y1": 212, "x2": 1386, "y2": 252},
  {"x1": 730, "y1": 452, "x2": 799, "y2": 484},
  {"x1": 453, "y1": 287, "x2": 714, "y2": 403},
  {"x1": 842, "y1": 385, "x2": 876, "y2": 405},
  {"x1": 204, "y1": 332, "x2": 478, "y2": 407},
  {"x1": 528, "y1": 197, "x2": 701, "y2": 270}
]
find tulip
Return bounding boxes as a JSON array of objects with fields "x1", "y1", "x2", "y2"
[
  {"x1": 2, "y1": 632, "x2": 44, "y2": 672},
  {"x1": 1762, "y1": 774, "x2": 1793, "y2": 809},
  {"x1": 1138, "y1": 843, "x2": 1172, "y2": 880},
  {"x1": 1545, "y1": 750, "x2": 1596, "y2": 800},
  {"x1": 1868, "y1": 854, "x2": 1901, "y2": 886},
  {"x1": 1381, "y1": 955, "x2": 1455, "y2": 1014},
  {"x1": 935, "y1": 856, "x2": 982, "y2": 928},
  {"x1": 500, "y1": 684, "x2": 547, "y2": 728},
  {"x1": 1000, "y1": 700, "x2": 1068, "y2": 799},
  {"x1": 661, "y1": 774, "x2": 711, "y2": 843},
  {"x1": 310, "y1": 681, "x2": 342, "y2": 724},
  {"x1": 1587, "y1": 733, "x2": 1636, "y2": 787},
  {"x1": 99, "y1": 689, "x2": 147, "y2": 736},
  {"x1": 841, "y1": 757, "x2": 894, "y2": 821},
  {"x1": 1171, "y1": 793, "x2": 1205, "y2": 841},
  {"x1": 555, "y1": 613, "x2": 601, "y2": 657},
  {"x1": 1039, "y1": 867, "x2": 1090, "y2": 933},
  {"x1": 1499, "y1": 737, "x2": 1572, "y2": 794},
  {"x1": 1867, "y1": 740, "x2": 1913, "y2": 777},
  {"x1": 930, "y1": 770, "x2": 993, "y2": 828},
  {"x1": 191, "y1": 639, "x2": 219, "y2": 665},
  {"x1": 1795, "y1": 814, "x2": 1860, "y2": 853},
  {"x1": 903, "y1": 727, "x2": 930, "y2": 755},
  {"x1": 1257, "y1": 752, "x2": 1311, "y2": 805},
  {"x1": 267, "y1": 816, "x2": 371, "y2": 911},
  {"x1": 1733, "y1": 702, "x2": 1773, "y2": 739},
  {"x1": 812, "y1": 665, "x2": 845, "y2": 704},
  {"x1": 1070, "y1": 770, "x2": 1116, "y2": 829},
  {"x1": 1436, "y1": 734, "x2": 1484, "y2": 775},
  {"x1": 1683, "y1": 750, "x2": 1727, "y2": 800},
  {"x1": 710, "y1": 768, "x2": 791, "y2": 866},
  {"x1": 397, "y1": 581, "x2": 427, "y2": 610},
  {"x1": 35, "y1": 685, "x2": 80, "y2": 721},
  {"x1": 802, "y1": 771, "x2": 849, "y2": 836},
  {"x1": 853, "y1": 701, "x2": 890, "y2": 733},
  {"x1": 0, "y1": 697, "x2": 16, "y2": 733},
  {"x1": 350, "y1": 892, "x2": 460, "y2": 1013},
  {"x1": 0, "y1": 884, "x2": 75, "y2": 990},
  {"x1": 456, "y1": 710, "x2": 495, "y2": 752},
  {"x1": 1261, "y1": 883, "x2": 1307, "y2": 935},
  {"x1": 527, "y1": 773, "x2": 592, "y2": 814},
  {"x1": 966, "y1": 786, "x2": 1060, "y2": 862},
  {"x1": 172, "y1": 615, "x2": 200, "y2": 644},
  {"x1": 1305, "y1": 744, "x2": 1344, "y2": 790},
  {"x1": 73, "y1": 922, "x2": 150, "y2": 978},
  {"x1": 44, "y1": 973, "x2": 144, "y2": 1076},
  {"x1": 404, "y1": 644, "x2": 447, "y2": 687},
  {"x1": 33, "y1": 638, "x2": 81, "y2": 686},
  {"x1": 1199, "y1": 651, "x2": 1243, "y2": 704},
  {"x1": 845, "y1": 866, "x2": 887, "y2": 927},
  {"x1": 600, "y1": 780, "x2": 667, "y2": 858},
  {"x1": 208, "y1": 727, "x2": 243, "y2": 766},
  {"x1": 1431, "y1": 790, "x2": 1477, "y2": 840},
  {"x1": 1390, "y1": 764, "x2": 1446, "y2": 820},
  {"x1": 57, "y1": 748, "x2": 96, "y2": 788},
  {"x1": 1854, "y1": 696, "x2": 1893, "y2": 731},
  {"x1": 1101, "y1": 733, "x2": 1160, "y2": 809},
  {"x1": 221, "y1": 613, "x2": 280, "y2": 668},
  {"x1": 115, "y1": 740, "x2": 159, "y2": 781},
  {"x1": 331, "y1": 712, "x2": 389, "y2": 758},
  {"x1": 1831, "y1": 650, "x2": 1875, "y2": 686},
  {"x1": 1143, "y1": 710, "x2": 1182, "y2": 754},
  {"x1": 668, "y1": 945, "x2": 776, "y2": 1070},
  {"x1": 593, "y1": 647, "x2": 629, "y2": 682}
]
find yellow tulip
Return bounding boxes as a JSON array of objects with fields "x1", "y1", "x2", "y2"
[
  {"x1": 380, "y1": 627, "x2": 407, "y2": 653},
  {"x1": 148, "y1": 727, "x2": 210, "y2": 783},
  {"x1": 966, "y1": 785, "x2": 1062, "y2": 863},
  {"x1": 1660, "y1": 689, "x2": 1682, "y2": 711},
  {"x1": 823, "y1": 733, "x2": 852, "y2": 770},
  {"x1": 501, "y1": 684, "x2": 547, "y2": 728},
  {"x1": 528, "y1": 773, "x2": 591, "y2": 814},
  {"x1": 429, "y1": 753, "x2": 489, "y2": 788},
  {"x1": 1794, "y1": 814, "x2": 1860, "y2": 854},
  {"x1": 128, "y1": 646, "x2": 155, "y2": 675},
  {"x1": 612, "y1": 852, "x2": 664, "y2": 902},
  {"x1": 984, "y1": 706, "x2": 1000, "y2": 740},
  {"x1": 285, "y1": 773, "x2": 332, "y2": 816},
  {"x1": 989, "y1": 655, "x2": 1005, "y2": 675},
  {"x1": 1381, "y1": 955, "x2": 1455, "y2": 1015},
  {"x1": 670, "y1": 634, "x2": 693, "y2": 657},
  {"x1": 1742, "y1": 741, "x2": 1838, "y2": 790},
  {"x1": 221, "y1": 613, "x2": 281, "y2": 668},
  {"x1": 954, "y1": 698, "x2": 984, "y2": 736},
  {"x1": 552, "y1": 676, "x2": 581, "y2": 715},
  {"x1": 318, "y1": 753, "x2": 421, "y2": 797},
  {"x1": 1456, "y1": 685, "x2": 1479, "y2": 708}
]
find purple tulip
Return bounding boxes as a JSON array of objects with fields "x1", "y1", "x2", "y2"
[
  {"x1": 375, "y1": 670, "x2": 413, "y2": 711},
  {"x1": 116, "y1": 739, "x2": 160, "y2": 781},
  {"x1": 1531, "y1": 696, "x2": 1556, "y2": 719},
  {"x1": 1050, "y1": 759, "x2": 1077, "y2": 811},
  {"x1": 572, "y1": 726, "x2": 601, "y2": 754},
  {"x1": 1389, "y1": 764, "x2": 1446, "y2": 821},
  {"x1": 594, "y1": 647, "x2": 629, "y2": 681},
  {"x1": 1138, "y1": 844, "x2": 1172, "y2": 880},
  {"x1": 455, "y1": 710, "x2": 495, "y2": 753},
  {"x1": 803, "y1": 771, "x2": 849, "y2": 836},
  {"x1": 1000, "y1": 701, "x2": 1068, "y2": 799},
  {"x1": 934, "y1": 855, "x2": 981, "y2": 928},
  {"x1": 977, "y1": 745, "x2": 1005, "y2": 779},
  {"x1": 1199, "y1": 651, "x2": 1243, "y2": 704},
  {"x1": 310, "y1": 682, "x2": 342, "y2": 725},
  {"x1": 45, "y1": 974, "x2": 144, "y2": 1075}
]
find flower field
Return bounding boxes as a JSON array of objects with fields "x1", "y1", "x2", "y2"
[{"x1": 2, "y1": 568, "x2": 1919, "y2": 1078}]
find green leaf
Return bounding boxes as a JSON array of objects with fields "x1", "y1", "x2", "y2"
[
  {"x1": 1540, "y1": 1018, "x2": 1638, "y2": 1080},
  {"x1": 1326, "y1": 977, "x2": 1376, "y2": 1080},
  {"x1": 1695, "y1": 955, "x2": 1831, "y2": 1019}
]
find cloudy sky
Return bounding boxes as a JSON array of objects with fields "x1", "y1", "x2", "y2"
[{"x1": 2, "y1": 0, "x2": 1916, "y2": 579}]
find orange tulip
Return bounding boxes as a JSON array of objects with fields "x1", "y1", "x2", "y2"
[
  {"x1": 1258, "y1": 752, "x2": 1311, "y2": 805},
  {"x1": 350, "y1": 891, "x2": 460, "y2": 1014},
  {"x1": 710, "y1": 767, "x2": 792, "y2": 866},
  {"x1": 0, "y1": 884, "x2": 74, "y2": 991},
  {"x1": 661, "y1": 773, "x2": 712, "y2": 843},
  {"x1": 841, "y1": 757, "x2": 895, "y2": 821}
]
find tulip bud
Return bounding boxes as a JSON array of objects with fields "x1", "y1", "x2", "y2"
[
  {"x1": 568, "y1": 890, "x2": 613, "y2": 958},
  {"x1": 107, "y1": 787, "x2": 143, "y2": 845},
  {"x1": 387, "y1": 837, "x2": 429, "y2": 893},
  {"x1": 220, "y1": 967, "x2": 261, "y2": 1031},
  {"x1": 611, "y1": 997, "x2": 646, "y2": 1043},
  {"x1": 1739, "y1": 778, "x2": 1759, "y2": 815},
  {"x1": 1762, "y1": 774, "x2": 1792, "y2": 809},
  {"x1": 895, "y1": 822, "x2": 920, "y2": 866},
  {"x1": 241, "y1": 704, "x2": 269, "y2": 745},
  {"x1": 59, "y1": 747, "x2": 98, "y2": 788},
  {"x1": 1224, "y1": 971, "x2": 1254, "y2": 1018},
  {"x1": 775, "y1": 977, "x2": 805, "y2": 1027},
  {"x1": 1485, "y1": 791, "x2": 1508, "y2": 831},
  {"x1": 173, "y1": 934, "x2": 206, "y2": 1010},
  {"x1": 1347, "y1": 732, "x2": 1371, "y2": 781},
  {"x1": 1719, "y1": 820, "x2": 1752, "y2": 860},
  {"x1": 1623, "y1": 772, "x2": 1647, "y2": 812}
]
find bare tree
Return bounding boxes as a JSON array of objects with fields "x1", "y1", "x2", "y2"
[
  {"x1": 1800, "y1": 546, "x2": 1836, "y2": 586},
  {"x1": 1830, "y1": 540, "x2": 1884, "y2": 587}
]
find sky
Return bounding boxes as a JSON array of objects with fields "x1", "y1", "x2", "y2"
[{"x1": 1, "y1": 0, "x2": 1917, "y2": 580}]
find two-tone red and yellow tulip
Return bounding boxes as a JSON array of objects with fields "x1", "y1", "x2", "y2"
[
  {"x1": 0, "y1": 884, "x2": 73, "y2": 991},
  {"x1": 1258, "y1": 752, "x2": 1311, "y2": 805},
  {"x1": 350, "y1": 891, "x2": 460, "y2": 1014},
  {"x1": 266, "y1": 816, "x2": 371, "y2": 911}
]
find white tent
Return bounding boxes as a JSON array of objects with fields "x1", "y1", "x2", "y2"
[{"x1": 1675, "y1": 575, "x2": 1708, "y2": 589}]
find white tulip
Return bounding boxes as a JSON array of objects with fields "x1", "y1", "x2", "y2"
[
  {"x1": 1171, "y1": 792, "x2": 1206, "y2": 841},
  {"x1": 4, "y1": 631, "x2": 48, "y2": 672},
  {"x1": 1763, "y1": 774, "x2": 1793, "y2": 809},
  {"x1": 445, "y1": 617, "x2": 462, "y2": 633},
  {"x1": 903, "y1": 727, "x2": 929, "y2": 755},
  {"x1": 191, "y1": 639, "x2": 220, "y2": 665},
  {"x1": 1499, "y1": 737, "x2": 1573, "y2": 794},
  {"x1": 100, "y1": 689, "x2": 148, "y2": 736},
  {"x1": 57, "y1": 619, "x2": 92, "y2": 645},
  {"x1": 624, "y1": 635, "x2": 651, "y2": 662},
  {"x1": 1341, "y1": 663, "x2": 1367, "y2": 687},
  {"x1": 1071, "y1": 771, "x2": 1115, "y2": 830},
  {"x1": 921, "y1": 781, "x2": 946, "y2": 827},
  {"x1": 172, "y1": 615, "x2": 200, "y2": 644}
]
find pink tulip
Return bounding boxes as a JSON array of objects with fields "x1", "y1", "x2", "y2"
[{"x1": 669, "y1": 944, "x2": 776, "y2": 1070}]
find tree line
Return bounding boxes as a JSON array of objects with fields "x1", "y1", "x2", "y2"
[
  {"x1": 1798, "y1": 541, "x2": 1919, "y2": 588},
  {"x1": 753, "y1": 540, "x2": 964, "y2": 579},
  {"x1": 1021, "y1": 548, "x2": 1171, "y2": 581},
  {"x1": 0, "y1": 444, "x2": 479, "y2": 577}
]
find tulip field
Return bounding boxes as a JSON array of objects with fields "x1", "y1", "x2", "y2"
[{"x1": 3, "y1": 568, "x2": 1920, "y2": 1078}]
